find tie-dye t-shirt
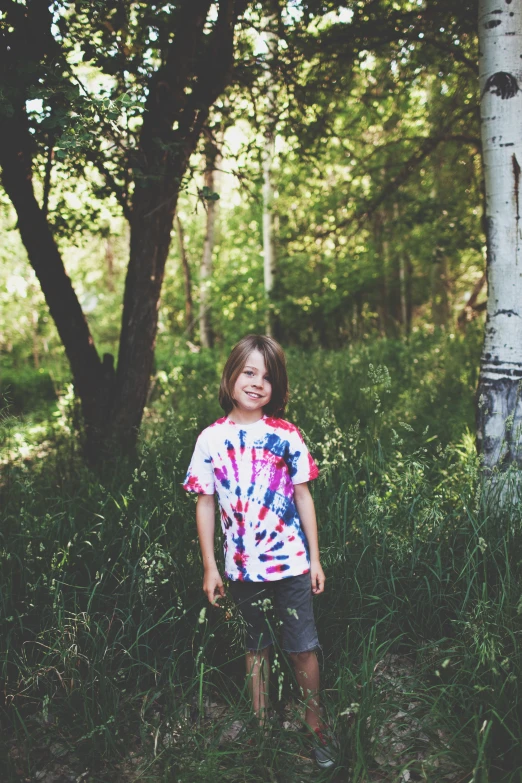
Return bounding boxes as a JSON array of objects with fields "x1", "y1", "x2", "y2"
[{"x1": 183, "y1": 415, "x2": 319, "y2": 582}]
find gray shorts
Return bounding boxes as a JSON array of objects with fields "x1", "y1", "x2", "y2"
[{"x1": 228, "y1": 573, "x2": 320, "y2": 653}]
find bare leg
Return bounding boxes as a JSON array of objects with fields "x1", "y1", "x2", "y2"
[
  {"x1": 290, "y1": 650, "x2": 322, "y2": 731},
  {"x1": 245, "y1": 646, "x2": 271, "y2": 725}
]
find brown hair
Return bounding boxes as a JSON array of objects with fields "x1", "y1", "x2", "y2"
[{"x1": 219, "y1": 334, "x2": 289, "y2": 417}]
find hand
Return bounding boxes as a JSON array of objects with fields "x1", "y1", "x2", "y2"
[
  {"x1": 203, "y1": 568, "x2": 225, "y2": 606},
  {"x1": 310, "y1": 561, "x2": 325, "y2": 595}
]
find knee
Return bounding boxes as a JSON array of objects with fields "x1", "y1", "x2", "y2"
[{"x1": 289, "y1": 650, "x2": 315, "y2": 665}]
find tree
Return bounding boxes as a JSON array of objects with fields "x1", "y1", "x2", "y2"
[
  {"x1": 476, "y1": 0, "x2": 522, "y2": 476},
  {"x1": 261, "y1": 13, "x2": 278, "y2": 337},
  {"x1": 0, "y1": 0, "x2": 249, "y2": 460},
  {"x1": 199, "y1": 135, "x2": 221, "y2": 349}
]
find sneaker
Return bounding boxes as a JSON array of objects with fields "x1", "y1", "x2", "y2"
[{"x1": 312, "y1": 727, "x2": 339, "y2": 769}]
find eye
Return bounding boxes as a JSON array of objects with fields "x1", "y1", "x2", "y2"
[
  {"x1": 244, "y1": 370, "x2": 254, "y2": 376},
  {"x1": 264, "y1": 376, "x2": 271, "y2": 383}
]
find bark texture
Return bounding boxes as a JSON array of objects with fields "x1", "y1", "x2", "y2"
[{"x1": 476, "y1": 0, "x2": 522, "y2": 474}]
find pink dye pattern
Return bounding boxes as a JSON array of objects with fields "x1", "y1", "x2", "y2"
[
  {"x1": 308, "y1": 452, "x2": 319, "y2": 480},
  {"x1": 227, "y1": 442, "x2": 239, "y2": 483}
]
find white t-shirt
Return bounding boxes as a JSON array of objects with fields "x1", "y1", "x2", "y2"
[{"x1": 183, "y1": 414, "x2": 319, "y2": 582}]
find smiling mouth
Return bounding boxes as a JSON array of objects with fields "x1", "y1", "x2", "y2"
[{"x1": 246, "y1": 392, "x2": 262, "y2": 399}]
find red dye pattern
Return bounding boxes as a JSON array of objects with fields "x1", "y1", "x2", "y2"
[
  {"x1": 296, "y1": 550, "x2": 305, "y2": 556},
  {"x1": 264, "y1": 417, "x2": 298, "y2": 433},
  {"x1": 183, "y1": 475, "x2": 206, "y2": 494},
  {"x1": 275, "y1": 522, "x2": 284, "y2": 533},
  {"x1": 234, "y1": 551, "x2": 249, "y2": 569},
  {"x1": 288, "y1": 535, "x2": 295, "y2": 542},
  {"x1": 210, "y1": 416, "x2": 228, "y2": 427},
  {"x1": 259, "y1": 505, "x2": 269, "y2": 520}
]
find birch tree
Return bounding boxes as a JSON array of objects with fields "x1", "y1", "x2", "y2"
[{"x1": 476, "y1": 0, "x2": 522, "y2": 477}]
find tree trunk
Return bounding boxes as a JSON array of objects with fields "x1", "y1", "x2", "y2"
[
  {"x1": 457, "y1": 273, "x2": 487, "y2": 329},
  {"x1": 175, "y1": 215, "x2": 194, "y2": 341},
  {"x1": 262, "y1": 16, "x2": 278, "y2": 337},
  {"x1": 394, "y1": 203, "x2": 408, "y2": 336},
  {"x1": 0, "y1": 106, "x2": 115, "y2": 461},
  {"x1": 199, "y1": 143, "x2": 220, "y2": 349},
  {"x1": 405, "y1": 252, "x2": 413, "y2": 337},
  {"x1": 476, "y1": 0, "x2": 522, "y2": 482},
  {"x1": 105, "y1": 235, "x2": 115, "y2": 293},
  {"x1": 431, "y1": 250, "x2": 450, "y2": 327}
]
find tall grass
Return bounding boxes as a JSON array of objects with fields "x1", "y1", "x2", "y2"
[{"x1": 1, "y1": 326, "x2": 522, "y2": 781}]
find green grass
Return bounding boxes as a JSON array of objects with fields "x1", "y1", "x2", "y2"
[{"x1": 1, "y1": 326, "x2": 522, "y2": 781}]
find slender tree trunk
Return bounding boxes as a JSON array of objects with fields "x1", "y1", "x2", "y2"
[
  {"x1": 31, "y1": 309, "x2": 39, "y2": 369},
  {"x1": 106, "y1": 236, "x2": 115, "y2": 293},
  {"x1": 431, "y1": 250, "x2": 450, "y2": 327},
  {"x1": 378, "y1": 233, "x2": 390, "y2": 337},
  {"x1": 431, "y1": 151, "x2": 451, "y2": 328},
  {"x1": 262, "y1": 16, "x2": 278, "y2": 337},
  {"x1": 199, "y1": 144, "x2": 220, "y2": 349},
  {"x1": 457, "y1": 272, "x2": 487, "y2": 329},
  {"x1": 405, "y1": 252, "x2": 413, "y2": 336},
  {"x1": 373, "y1": 211, "x2": 389, "y2": 336},
  {"x1": 175, "y1": 215, "x2": 194, "y2": 341},
  {"x1": 476, "y1": 0, "x2": 522, "y2": 482},
  {"x1": 394, "y1": 203, "x2": 408, "y2": 335}
]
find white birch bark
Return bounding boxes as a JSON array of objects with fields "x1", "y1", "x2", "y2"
[
  {"x1": 262, "y1": 17, "x2": 278, "y2": 337},
  {"x1": 477, "y1": 0, "x2": 522, "y2": 481}
]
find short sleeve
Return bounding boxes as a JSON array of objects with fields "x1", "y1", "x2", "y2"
[
  {"x1": 182, "y1": 431, "x2": 215, "y2": 495},
  {"x1": 287, "y1": 427, "x2": 319, "y2": 485}
]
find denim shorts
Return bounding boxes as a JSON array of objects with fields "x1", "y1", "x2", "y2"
[{"x1": 228, "y1": 573, "x2": 320, "y2": 653}]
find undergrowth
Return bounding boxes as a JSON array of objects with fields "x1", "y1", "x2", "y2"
[{"x1": 1, "y1": 327, "x2": 522, "y2": 782}]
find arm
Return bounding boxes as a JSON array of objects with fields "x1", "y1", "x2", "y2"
[
  {"x1": 196, "y1": 494, "x2": 225, "y2": 605},
  {"x1": 294, "y1": 482, "x2": 325, "y2": 595}
]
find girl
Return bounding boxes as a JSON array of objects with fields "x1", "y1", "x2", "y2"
[{"x1": 183, "y1": 334, "x2": 337, "y2": 768}]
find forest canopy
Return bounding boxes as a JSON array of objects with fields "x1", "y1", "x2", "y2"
[{"x1": 0, "y1": 1, "x2": 484, "y2": 454}]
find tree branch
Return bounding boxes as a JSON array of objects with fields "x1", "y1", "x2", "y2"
[{"x1": 85, "y1": 151, "x2": 132, "y2": 222}]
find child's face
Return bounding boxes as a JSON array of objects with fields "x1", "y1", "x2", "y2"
[{"x1": 232, "y1": 349, "x2": 272, "y2": 415}]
